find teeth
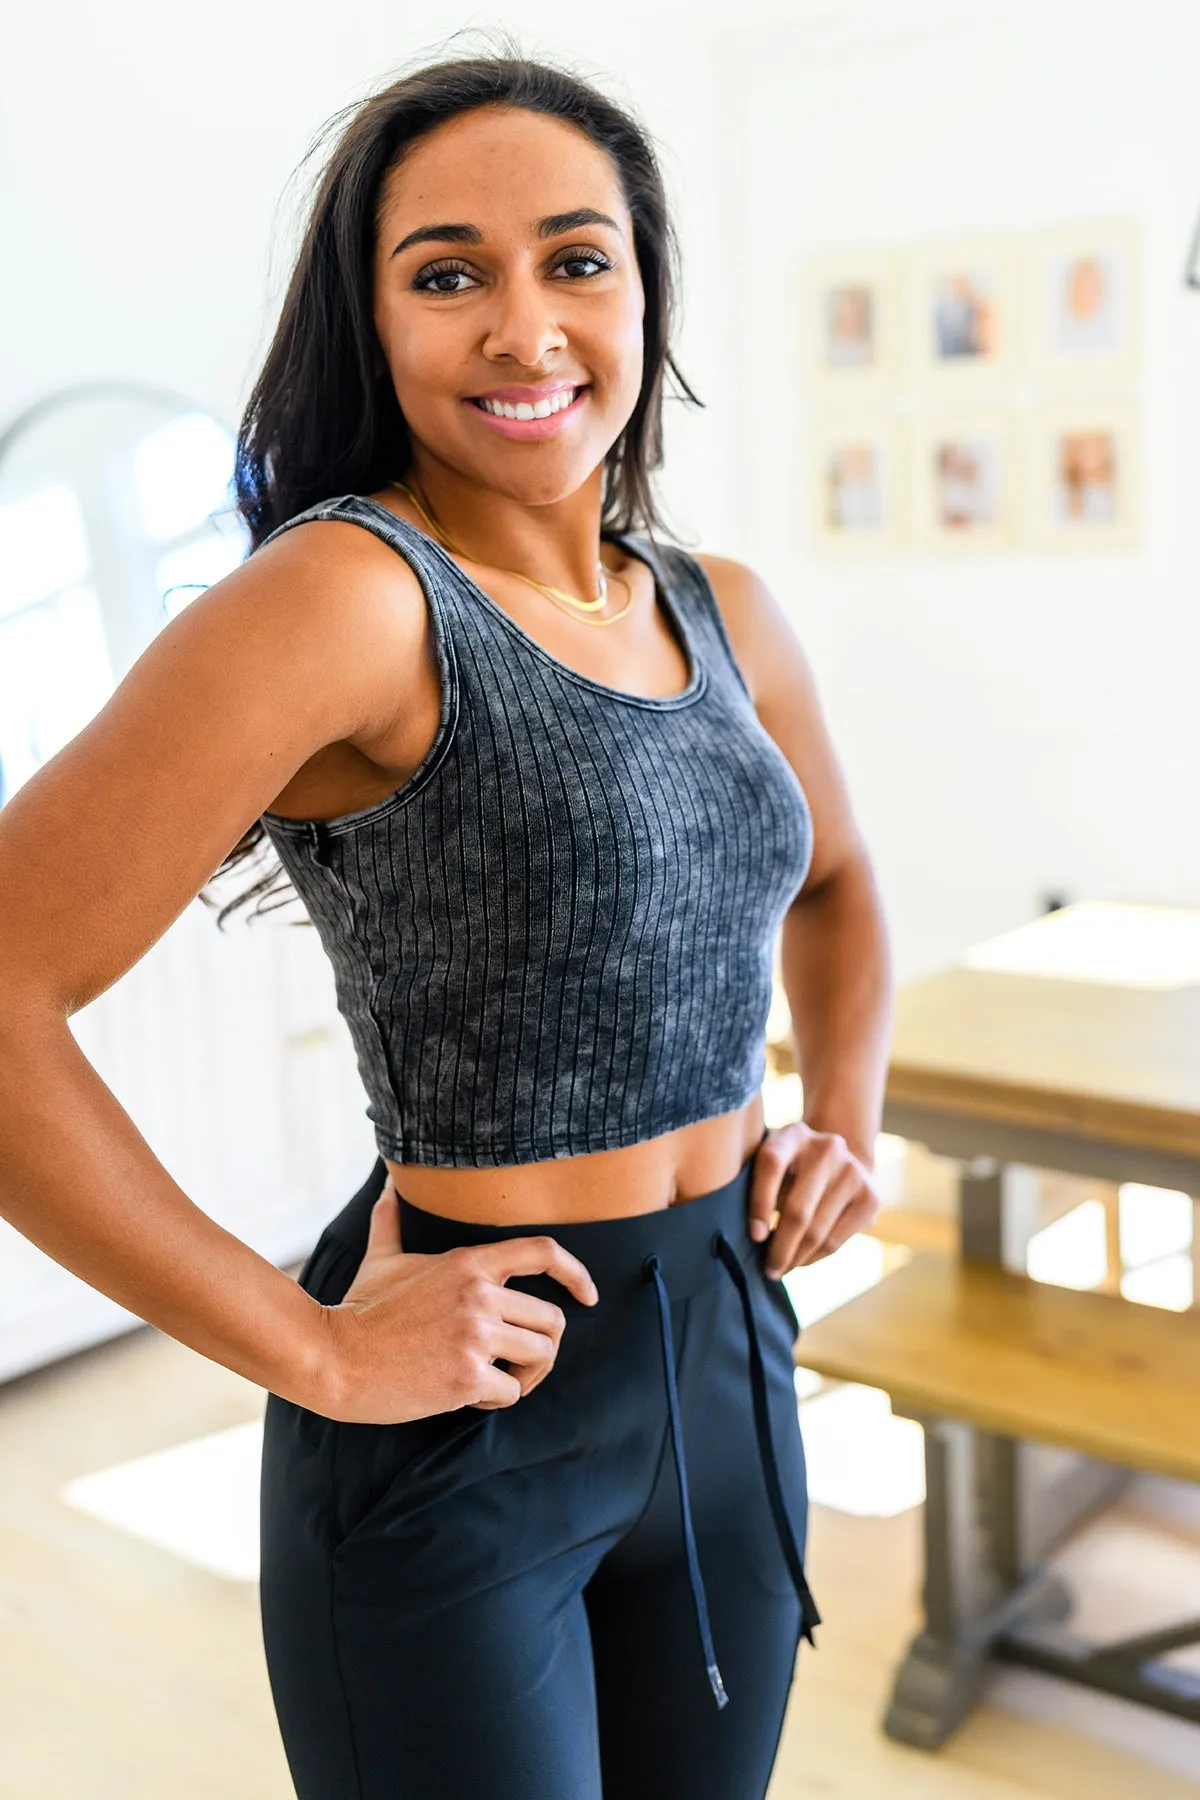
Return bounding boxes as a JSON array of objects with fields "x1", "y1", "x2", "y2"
[{"x1": 479, "y1": 387, "x2": 578, "y2": 419}]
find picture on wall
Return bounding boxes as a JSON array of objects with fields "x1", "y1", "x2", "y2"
[
  {"x1": 802, "y1": 219, "x2": 1141, "y2": 559},
  {"x1": 908, "y1": 241, "x2": 1018, "y2": 385},
  {"x1": 911, "y1": 415, "x2": 1013, "y2": 552},
  {"x1": 1024, "y1": 403, "x2": 1139, "y2": 549},
  {"x1": 934, "y1": 272, "x2": 996, "y2": 361},
  {"x1": 811, "y1": 419, "x2": 901, "y2": 555},
  {"x1": 804, "y1": 253, "x2": 898, "y2": 395},
  {"x1": 1027, "y1": 221, "x2": 1139, "y2": 381},
  {"x1": 826, "y1": 285, "x2": 875, "y2": 367}
]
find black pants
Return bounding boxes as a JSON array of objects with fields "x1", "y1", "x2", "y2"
[{"x1": 259, "y1": 1155, "x2": 819, "y2": 1799}]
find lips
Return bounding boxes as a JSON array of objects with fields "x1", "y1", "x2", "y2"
[
  {"x1": 464, "y1": 384, "x2": 589, "y2": 438},
  {"x1": 470, "y1": 380, "x2": 585, "y2": 405}
]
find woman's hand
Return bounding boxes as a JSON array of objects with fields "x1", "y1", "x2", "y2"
[
  {"x1": 316, "y1": 1178, "x2": 599, "y2": 1425},
  {"x1": 747, "y1": 1122, "x2": 881, "y2": 1279}
]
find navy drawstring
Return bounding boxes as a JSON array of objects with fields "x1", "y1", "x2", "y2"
[
  {"x1": 644, "y1": 1235, "x2": 822, "y2": 1713},
  {"x1": 644, "y1": 1254, "x2": 730, "y2": 1709},
  {"x1": 713, "y1": 1232, "x2": 822, "y2": 1647}
]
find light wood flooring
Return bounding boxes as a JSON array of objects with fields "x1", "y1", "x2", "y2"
[{"x1": 1, "y1": 1315, "x2": 1197, "y2": 1799}]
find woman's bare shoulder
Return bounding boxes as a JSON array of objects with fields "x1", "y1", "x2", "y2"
[
  {"x1": 200, "y1": 511, "x2": 429, "y2": 722},
  {"x1": 242, "y1": 509, "x2": 426, "y2": 618}
]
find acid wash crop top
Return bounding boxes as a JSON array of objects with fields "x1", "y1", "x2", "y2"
[{"x1": 258, "y1": 495, "x2": 814, "y2": 1168}]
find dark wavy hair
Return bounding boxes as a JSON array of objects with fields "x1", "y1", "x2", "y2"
[{"x1": 203, "y1": 32, "x2": 701, "y2": 926}]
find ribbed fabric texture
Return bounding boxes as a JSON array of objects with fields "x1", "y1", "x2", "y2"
[{"x1": 258, "y1": 495, "x2": 814, "y2": 1168}]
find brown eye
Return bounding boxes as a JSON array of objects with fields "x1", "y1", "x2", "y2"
[
  {"x1": 412, "y1": 259, "x2": 478, "y2": 295},
  {"x1": 551, "y1": 248, "x2": 613, "y2": 279}
]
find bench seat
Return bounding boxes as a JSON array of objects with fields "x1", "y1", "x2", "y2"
[{"x1": 794, "y1": 1253, "x2": 1200, "y2": 1485}]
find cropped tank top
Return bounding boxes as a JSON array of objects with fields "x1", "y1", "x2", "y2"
[{"x1": 257, "y1": 495, "x2": 814, "y2": 1168}]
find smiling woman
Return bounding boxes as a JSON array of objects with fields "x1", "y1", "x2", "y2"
[
  {"x1": 231, "y1": 70, "x2": 691, "y2": 543},
  {"x1": 0, "y1": 32, "x2": 892, "y2": 1800}
]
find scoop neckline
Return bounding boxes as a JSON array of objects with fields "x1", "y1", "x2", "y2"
[{"x1": 358, "y1": 496, "x2": 707, "y2": 711}]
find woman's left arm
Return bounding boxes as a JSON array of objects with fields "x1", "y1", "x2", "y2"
[{"x1": 697, "y1": 555, "x2": 895, "y2": 1277}]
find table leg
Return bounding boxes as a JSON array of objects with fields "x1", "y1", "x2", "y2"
[
  {"x1": 883, "y1": 1415, "x2": 1071, "y2": 1749},
  {"x1": 957, "y1": 1156, "x2": 1040, "y2": 1267},
  {"x1": 884, "y1": 1152, "x2": 1126, "y2": 1750}
]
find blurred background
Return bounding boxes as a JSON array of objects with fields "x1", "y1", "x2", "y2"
[{"x1": 3, "y1": 0, "x2": 1200, "y2": 1794}]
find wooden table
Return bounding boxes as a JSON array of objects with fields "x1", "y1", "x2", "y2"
[{"x1": 877, "y1": 904, "x2": 1200, "y2": 1746}]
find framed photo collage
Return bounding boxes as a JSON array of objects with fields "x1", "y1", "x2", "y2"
[{"x1": 806, "y1": 221, "x2": 1142, "y2": 557}]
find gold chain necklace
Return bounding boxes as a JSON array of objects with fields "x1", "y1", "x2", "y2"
[{"x1": 389, "y1": 479, "x2": 635, "y2": 628}]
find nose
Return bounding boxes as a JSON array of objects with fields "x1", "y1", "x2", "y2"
[{"x1": 480, "y1": 269, "x2": 569, "y2": 368}]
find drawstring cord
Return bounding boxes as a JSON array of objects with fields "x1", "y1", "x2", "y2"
[
  {"x1": 712, "y1": 1233, "x2": 823, "y2": 1647},
  {"x1": 645, "y1": 1254, "x2": 730, "y2": 1709},
  {"x1": 643, "y1": 1232, "x2": 822, "y2": 1712}
]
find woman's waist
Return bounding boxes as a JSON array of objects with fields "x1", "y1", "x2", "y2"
[
  {"x1": 318, "y1": 1107, "x2": 768, "y2": 1312},
  {"x1": 394, "y1": 1151, "x2": 762, "y2": 1312},
  {"x1": 383, "y1": 1093, "x2": 765, "y2": 1227}
]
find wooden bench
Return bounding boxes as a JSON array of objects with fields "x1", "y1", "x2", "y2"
[{"x1": 795, "y1": 1254, "x2": 1200, "y2": 1743}]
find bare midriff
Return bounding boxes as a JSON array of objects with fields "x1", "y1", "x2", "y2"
[{"x1": 384, "y1": 1092, "x2": 766, "y2": 1226}]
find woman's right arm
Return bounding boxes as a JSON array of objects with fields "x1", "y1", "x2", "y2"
[{"x1": 0, "y1": 522, "x2": 594, "y2": 1423}]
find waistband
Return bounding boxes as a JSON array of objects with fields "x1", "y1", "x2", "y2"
[{"x1": 393, "y1": 1159, "x2": 759, "y2": 1312}]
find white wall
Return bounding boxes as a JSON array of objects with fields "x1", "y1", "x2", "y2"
[{"x1": 715, "y1": 0, "x2": 1200, "y2": 974}]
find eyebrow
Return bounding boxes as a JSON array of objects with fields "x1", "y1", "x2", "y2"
[{"x1": 390, "y1": 207, "x2": 621, "y2": 258}]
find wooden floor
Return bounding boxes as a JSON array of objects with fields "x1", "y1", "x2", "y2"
[{"x1": 1, "y1": 1320, "x2": 1197, "y2": 1799}]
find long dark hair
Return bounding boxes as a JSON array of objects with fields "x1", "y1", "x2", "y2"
[{"x1": 204, "y1": 33, "x2": 702, "y2": 926}]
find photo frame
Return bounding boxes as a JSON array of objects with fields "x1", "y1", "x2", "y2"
[
  {"x1": 910, "y1": 412, "x2": 1015, "y2": 554},
  {"x1": 907, "y1": 239, "x2": 1020, "y2": 389},
  {"x1": 803, "y1": 252, "x2": 900, "y2": 398},
  {"x1": 810, "y1": 417, "x2": 904, "y2": 557},
  {"x1": 1025, "y1": 220, "x2": 1140, "y2": 384},
  {"x1": 1022, "y1": 402, "x2": 1141, "y2": 551}
]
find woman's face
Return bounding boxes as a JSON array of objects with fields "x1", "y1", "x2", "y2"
[{"x1": 373, "y1": 106, "x2": 646, "y2": 506}]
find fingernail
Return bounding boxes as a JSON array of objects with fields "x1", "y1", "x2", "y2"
[
  {"x1": 749, "y1": 1219, "x2": 768, "y2": 1242},
  {"x1": 765, "y1": 1265, "x2": 781, "y2": 1281}
]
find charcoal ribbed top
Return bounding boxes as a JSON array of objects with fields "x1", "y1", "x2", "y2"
[{"x1": 258, "y1": 495, "x2": 813, "y2": 1168}]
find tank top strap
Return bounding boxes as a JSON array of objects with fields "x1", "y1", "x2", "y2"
[
  {"x1": 615, "y1": 532, "x2": 754, "y2": 705},
  {"x1": 257, "y1": 492, "x2": 462, "y2": 594}
]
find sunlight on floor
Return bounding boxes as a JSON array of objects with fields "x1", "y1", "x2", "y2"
[
  {"x1": 1117, "y1": 1184, "x2": 1196, "y2": 1310},
  {"x1": 797, "y1": 1380, "x2": 926, "y2": 1516},
  {"x1": 63, "y1": 1419, "x2": 263, "y2": 1582},
  {"x1": 1026, "y1": 1197, "x2": 1110, "y2": 1289},
  {"x1": 1025, "y1": 1183, "x2": 1195, "y2": 1309}
]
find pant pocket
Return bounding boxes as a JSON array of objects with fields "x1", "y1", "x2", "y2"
[{"x1": 331, "y1": 1406, "x2": 491, "y2": 1551}]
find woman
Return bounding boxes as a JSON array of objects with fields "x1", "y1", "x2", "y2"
[{"x1": 0, "y1": 48, "x2": 892, "y2": 1800}]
